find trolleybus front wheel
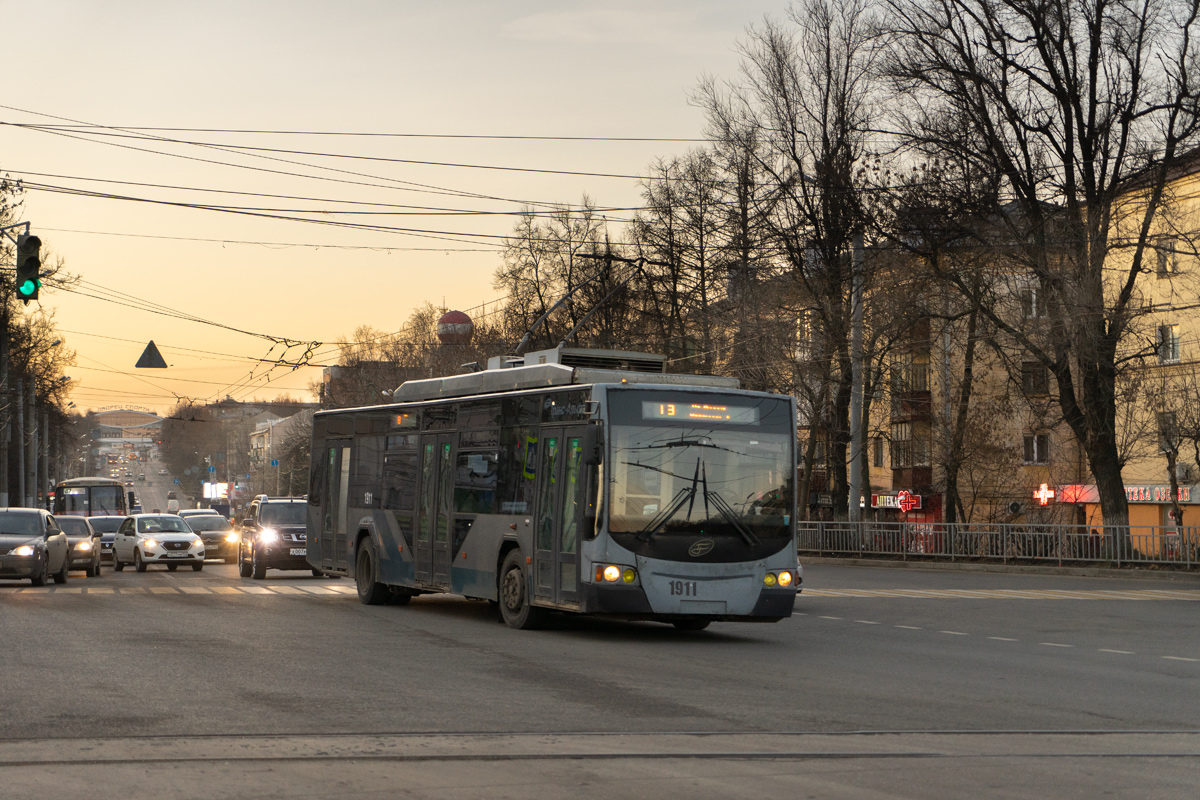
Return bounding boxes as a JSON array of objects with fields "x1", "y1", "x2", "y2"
[
  {"x1": 498, "y1": 549, "x2": 548, "y2": 630},
  {"x1": 355, "y1": 539, "x2": 388, "y2": 605}
]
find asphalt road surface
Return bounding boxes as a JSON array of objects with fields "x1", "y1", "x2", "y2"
[{"x1": 2, "y1": 560, "x2": 1197, "y2": 799}]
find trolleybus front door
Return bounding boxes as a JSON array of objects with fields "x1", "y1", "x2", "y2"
[
  {"x1": 416, "y1": 434, "x2": 454, "y2": 588},
  {"x1": 533, "y1": 426, "x2": 581, "y2": 606},
  {"x1": 320, "y1": 442, "x2": 352, "y2": 572}
]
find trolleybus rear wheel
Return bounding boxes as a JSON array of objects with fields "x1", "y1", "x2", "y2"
[
  {"x1": 355, "y1": 539, "x2": 388, "y2": 605},
  {"x1": 498, "y1": 549, "x2": 547, "y2": 630}
]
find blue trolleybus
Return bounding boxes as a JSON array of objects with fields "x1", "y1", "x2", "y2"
[{"x1": 307, "y1": 347, "x2": 800, "y2": 630}]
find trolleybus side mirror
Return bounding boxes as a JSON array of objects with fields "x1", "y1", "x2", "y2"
[{"x1": 582, "y1": 425, "x2": 603, "y2": 466}]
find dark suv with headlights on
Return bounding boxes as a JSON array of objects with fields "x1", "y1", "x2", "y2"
[
  {"x1": 238, "y1": 497, "x2": 314, "y2": 579},
  {"x1": 57, "y1": 515, "x2": 102, "y2": 577},
  {"x1": 0, "y1": 508, "x2": 70, "y2": 585},
  {"x1": 185, "y1": 514, "x2": 238, "y2": 562}
]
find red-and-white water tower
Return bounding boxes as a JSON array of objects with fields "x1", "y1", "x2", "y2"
[{"x1": 436, "y1": 310, "x2": 474, "y2": 345}]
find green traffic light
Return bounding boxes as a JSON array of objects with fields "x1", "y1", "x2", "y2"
[{"x1": 17, "y1": 279, "x2": 37, "y2": 297}]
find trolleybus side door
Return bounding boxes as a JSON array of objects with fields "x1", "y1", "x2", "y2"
[
  {"x1": 320, "y1": 441, "x2": 352, "y2": 572},
  {"x1": 533, "y1": 426, "x2": 582, "y2": 606},
  {"x1": 416, "y1": 433, "x2": 454, "y2": 587}
]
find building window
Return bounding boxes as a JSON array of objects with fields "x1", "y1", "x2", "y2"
[
  {"x1": 890, "y1": 422, "x2": 930, "y2": 467},
  {"x1": 873, "y1": 436, "x2": 885, "y2": 468},
  {"x1": 1155, "y1": 235, "x2": 1178, "y2": 278},
  {"x1": 1021, "y1": 361, "x2": 1050, "y2": 395},
  {"x1": 1158, "y1": 324, "x2": 1180, "y2": 363},
  {"x1": 1023, "y1": 433, "x2": 1050, "y2": 465},
  {"x1": 1020, "y1": 287, "x2": 1046, "y2": 319},
  {"x1": 795, "y1": 311, "x2": 812, "y2": 362},
  {"x1": 891, "y1": 351, "x2": 929, "y2": 394}
]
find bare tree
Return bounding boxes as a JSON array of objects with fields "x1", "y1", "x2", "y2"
[
  {"x1": 882, "y1": 0, "x2": 1200, "y2": 531},
  {"x1": 697, "y1": 0, "x2": 883, "y2": 515}
]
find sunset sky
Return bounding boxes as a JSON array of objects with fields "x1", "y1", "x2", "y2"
[{"x1": 5, "y1": 1, "x2": 786, "y2": 415}]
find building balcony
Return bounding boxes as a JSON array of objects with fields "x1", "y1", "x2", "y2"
[
  {"x1": 891, "y1": 466, "x2": 933, "y2": 493},
  {"x1": 890, "y1": 389, "x2": 932, "y2": 422}
]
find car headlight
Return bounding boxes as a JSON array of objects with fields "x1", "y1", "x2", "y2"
[
  {"x1": 75, "y1": 540, "x2": 93, "y2": 552},
  {"x1": 12, "y1": 544, "x2": 35, "y2": 557},
  {"x1": 191, "y1": 539, "x2": 205, "y2": 549},
  {"x1": 259, "y1": 529, "x2": 279, "y2": 543},
  {"x1": 224, "y1": 532, "x2": 239, "y2": 543},
  {"x1": 143, "y1": 538, "x2": 158, "y2": 549}
]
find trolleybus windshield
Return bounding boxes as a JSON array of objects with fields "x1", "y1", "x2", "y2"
[
  {"x1": 607, "y1": 390, "x2": 794, "y2": 562},
  {"x1": 56, "y1": 484, "x2": 125, "y2": 516}
]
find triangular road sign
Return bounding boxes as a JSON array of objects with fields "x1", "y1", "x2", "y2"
[{"x1": 135, "y1": 340, "x2": 168, "y2": 368}]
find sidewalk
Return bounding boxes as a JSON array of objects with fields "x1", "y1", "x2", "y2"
[{"x1": 799, "y1": 554, "x2": 1200, "y2": 582}]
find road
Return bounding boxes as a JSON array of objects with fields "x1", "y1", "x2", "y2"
[{"x1": 1, "y1": 560, "x2": 1197, "y2": 799}]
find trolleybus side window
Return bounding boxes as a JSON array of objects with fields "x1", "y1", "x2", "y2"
[
  {"x1": 499, "y1": 427, "x2": 537, "y2": 514},
  {"x1": 352, "y1": 435, "x2": 384, "y2": 508},
  {"x1": 383, "y1": 450, "x2": 418, "y2": 547}
]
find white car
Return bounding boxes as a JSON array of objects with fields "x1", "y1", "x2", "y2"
[{"x1": 112, "y1": 514, "x2": 205, "y2": 573}]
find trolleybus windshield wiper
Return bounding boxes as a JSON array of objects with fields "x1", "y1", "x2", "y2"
[
  {"x1": 637, "y1": 458, "x2": 701, "y2": 540},
  {"x1": 700, "y1": 461, "x2": 760, "y2": 547}
]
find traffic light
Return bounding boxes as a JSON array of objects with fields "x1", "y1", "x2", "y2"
[{"x1": 15, "y1": 233, "x2": 41, "y2": 304}]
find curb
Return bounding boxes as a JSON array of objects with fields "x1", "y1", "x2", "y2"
[{"x1": 798, "y1": 555, "x2": 1200, "y2": 582}]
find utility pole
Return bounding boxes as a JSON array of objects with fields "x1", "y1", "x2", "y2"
[
  {"x1": 27, "y1": 380, "x2": 37, "y2": 507},
  {"x1": 16, "y1": 377, "x2": 25, "y2": 507}
]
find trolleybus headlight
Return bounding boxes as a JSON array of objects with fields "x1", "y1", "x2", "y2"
[
  {"x1": 763, "y1": 572, "x2": 777, "y2": 587},
  {"x1": 777, "y1": 570, "x2": 794, "y2": 587},
  {"x1": 622, "y1": 568, "x2": 636, "y2": 584},
  {"x1": 603, "y1": 565, "x2": 621, "y2": 582}
]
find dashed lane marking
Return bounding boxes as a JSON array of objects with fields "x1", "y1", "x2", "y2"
[
  {"x1": 0, "y1": 584, "x2": 353, "y2": 596},
  {"x1": 803, "y1": 588, "x2": 1200, "y2": 601}
]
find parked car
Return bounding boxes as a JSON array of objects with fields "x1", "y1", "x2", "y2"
[
  {"x1": 112, "y1": 514, "x2": 205, "y2": 573},
  {"x1": 238, "y1": 497, "x2": 312, "y2": 578},
  {"x1": 87, "y1": 515, "x2": 126, "y2": 564},
  {"x1": 0, "y1": 508, "x2": 70, "y2": 585},
  {"x1": 56, "y1": 516, "x2": 102, "y2": 577},
  {"x1": 184, "y1": 515, "x2": 238, "y2": 562}
]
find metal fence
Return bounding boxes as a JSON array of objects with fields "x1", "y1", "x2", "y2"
[{"x1": 797, "y1": 521, "x2": 1199, "y2": 568}]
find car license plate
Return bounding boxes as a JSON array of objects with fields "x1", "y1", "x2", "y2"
[
  {"x1": 290, "y1": 548, "x2": 306, "y2": 556},
  {"x1": 165, "y1": 553, "x2": 188, "y2": 558}
]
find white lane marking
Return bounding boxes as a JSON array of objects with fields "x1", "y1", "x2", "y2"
[
  {"x1": 1162, "y1": 656, "x2": 1200, "y2": 662},
  {"x1": 179, "y1": 587, "x2": 211, "y2": 594},
  {"x1": 1099, "y1": 649, "x2": 1134, "y2": 654},
  {"x1": 1040, "y1": 642, "x2": 1073, "y2": 648},
  {"x1": 939, "y1": 630, "x2": 968, "y2": 635},
  {"x1": 988, "y1": 637, "x2": 1018, "y2": 641},
  {"x1": 854, "y1": 620, "x2": 880, "y2": 625},
  {"x1": 84, "y1": 587, "x2": 114, "y2": 594},
  {"x1": 894, "y1": 625, "x2": 922, "y2": 630},
  {"x1": 148, "y1": 587, "x2": 180, "y2": 594},
  {"x1": 818, "y1": 615, "x2": 842, "y2": 620}
]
